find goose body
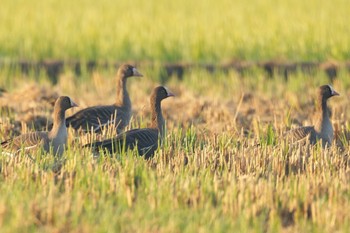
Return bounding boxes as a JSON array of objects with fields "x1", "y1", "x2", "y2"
[
  {"x1": 66, "y1": 64, "x2": 142, "y2": 133},
  {"x1": 85, "y1": 86, "x2": 174, "y2": 159}
]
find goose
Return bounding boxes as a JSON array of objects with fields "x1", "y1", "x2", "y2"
[
  {"x1": 286, "y1": 84, "x2": 339, "y2": 147},
  {"x1": 85, "y1": 86, "x2": 174, "y2": 159},
  {"x1": 1, "y1": 96, "x2": 77, "y2": 156},
  {"x1": 66, "y1": 64, "x2": 142, "y2": 133}
]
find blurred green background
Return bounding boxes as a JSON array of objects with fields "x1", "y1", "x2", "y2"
[{"x1": 1, "y1": 0, "x2": 349, "y2": 62}]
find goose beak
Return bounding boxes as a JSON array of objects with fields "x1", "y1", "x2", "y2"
[
  {"x1": 132, "y1": 68, "x2": 143, "y2": 77},
  {"x1": 163, "y1": 86, "x2": 175, "y2": 97},
  {"x1": 328, "y1": 85, "x2": 340, "y2": 96},
  {"x1": 167, "y1": 92, "x2": 175, "y2": 97},
  {"x1": 332, "y1": 90, "x2": 340, "y2": 96},
  {"x1": 70, "y1": 99, "x2": 79, "y2": 107}
]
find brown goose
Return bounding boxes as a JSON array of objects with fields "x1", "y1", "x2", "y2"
[
  {"x1": 1, "y1": 96, "x2": 77, "y2": 156},
  {"x1": 84, "y1": 86, "x2": 174, "y2": 159},
  {"x1": 66, "y1": 64, "x2": 142, "y2": 133},
  {"x1": 286, "y1": 85, "x2": 339, "y2": 147}
]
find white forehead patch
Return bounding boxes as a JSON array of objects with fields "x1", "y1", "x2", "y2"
[
  {"x1": 163, "y1": 86, "x2": 170, "y2": 95},
  {"x1": 327, "y1": 85, "x2": 335, "y2": 94},
  {"x1": 69, "y1": 97, "x2": 77, "y2": 107},
  {"x1": 132, "y1": 67, "x2": 137, "y2": 74}
]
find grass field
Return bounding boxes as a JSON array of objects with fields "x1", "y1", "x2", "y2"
[
  {"x1": 1, "y1": 0, "x2": 350, "y2": 232},
  {"x1": 1, "y1": 0, "x2": 350, "y2": 62},
  {"x1": 0, "y1": 67, "x2": 350, "y2": 232}
]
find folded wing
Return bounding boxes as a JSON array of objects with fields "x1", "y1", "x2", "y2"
[
  {"x1": 66, "y1": 105, "x2": 128, "y2": 133},
  {"x1": 1, "y1": 132, "x2": 48, "y2": 155},
  {"x1": 285, "y1": 126, "x2": 316, "y2": 144},
  {"x1": 86, "y1": 128, "x2": 159, "y2": 159}
]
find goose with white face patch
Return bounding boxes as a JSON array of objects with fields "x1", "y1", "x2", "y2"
[
  {"x1": 1, "y1": 96, "x2": 78, "y2": 157},
  {"x1": 285, "y1": 85, "x2": 339, "y2": 147},
  {"x1": 84, "y1": 86, "x2": 174, "y2": 159},
  {"x1": 65, "y1": 64, "x2": 143, "y2": 133}
]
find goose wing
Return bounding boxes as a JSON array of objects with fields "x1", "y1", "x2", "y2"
[
  {"x1": 1, "y1": 132, "x2": 48, "y2": 156},
  {"x1": 66, "y1": 105, "x2": 129, "y2": 132},
  {"x1": 285, "y1": 126, "x2": 317, "y2": 144},
  {"x1": 86, "y1": 128, "x2": 159, "y2": 158}
]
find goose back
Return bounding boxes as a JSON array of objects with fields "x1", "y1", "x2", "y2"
[
  {"x1": 88, "y1": 128, "x2": 159, "y2": 159},
  {"x1": 1, "y1": 132, "x2": 49, "y2": 156},
  {"x1": 285, "y1": 126, "x2": 317, "y2": 144},
  {"x1": 66, "y1": 105, "x2": 129, "y2": 133}
]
